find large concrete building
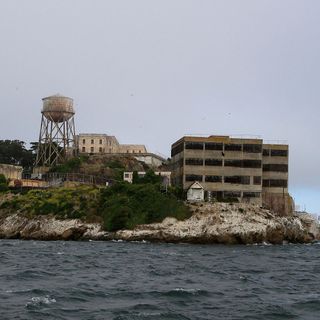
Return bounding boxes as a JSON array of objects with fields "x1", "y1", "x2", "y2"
[{"x1": 171, "y1": 135, "x2": 292, "y2": 214}]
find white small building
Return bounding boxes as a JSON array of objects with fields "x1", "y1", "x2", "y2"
[
  {"x1": 123, "y1": 171, "x2": 171, "y2": 186},
  {"x1": 187, "y1": 181, "x2": 204, "y2": 202}
]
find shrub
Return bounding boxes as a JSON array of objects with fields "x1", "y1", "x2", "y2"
[
  {"x1": 0, "y1": 174, "x2": 8, "y2": 193},
  {"x1": 0, "y1": 174, "x2": 7, "y2": 184},
  {"x1": 100, "y1": 182, "x2": 191, "y2": 231}
]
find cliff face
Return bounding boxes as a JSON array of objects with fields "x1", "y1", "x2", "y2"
[
  {"x1": 115, "y1": 203, "x2": 320, "y2": 244},
  {"x1": 0, "y1": 203, "x2": 318, "y2": 244}
]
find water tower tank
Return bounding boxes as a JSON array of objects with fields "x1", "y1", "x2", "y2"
[{"x1": 42, "y1": 94, "x2": 74, "y2": 123}]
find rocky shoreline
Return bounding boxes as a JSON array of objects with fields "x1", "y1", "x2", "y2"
[{"x1": 0, "y1": 202, "x2": 319, "y2": 244}]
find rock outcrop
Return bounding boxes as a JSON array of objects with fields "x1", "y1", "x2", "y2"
[
  {"x1": 0, "y1": 203, "x2": 319, "y2": 244},
  {"x1": 115, "y1": 203, "x2": 320, "y2": 244},
  {"x1": 0, "y1": 214, "x2": 109, "y2": 241}
]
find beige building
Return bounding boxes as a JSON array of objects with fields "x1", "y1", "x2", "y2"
[
  {"x1": 77, "y1": 133, "x2": 147, "y2": 155},
  {"x1": 171, "y1": 135, "x2": 290, "y2": 211},
  {"x1": 0, "y1": 164, "x2": 23, "y2": 180}
]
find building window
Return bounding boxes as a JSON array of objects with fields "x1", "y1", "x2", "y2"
[
  {"x1": 82, "y1": 147, "x2": 85, "y2": 152},
  {"x1": 91, "y1": 139, "x2": 94, "y2": 144},
  {"x1": 243, "y1": 192, "x2": 261, "y2": 198},
  {"x1": 224, "y1": 144, "x2": 242, "y2": 151},
  {"x1": 185, "y1": 174, "x2": 203, "y2": 182},
  {"x1": 185, "y1": 158, "x2": 203, "y2": 166},
  {"x1": 224, "y1": 160, "x2": 243, "y2": 167},
  {"x1": 185, "y1": 142, "x2": 204, "y2": 150},
  {"x1": 82, "y1": 139, "x2": 85, "y2": 144},
  {"x1": 205, "y1": 159, "x2": 222, "y2": 166},
  {"x1": 263, "y1": 164, "x2": 288, "y2": 172},
  {"x1": 271, "y1": 150, "x2": 288, "y2": 157},
  {"x1": 99, "y1": 147, "x2": 102, "y2": 153},
  {"x1": 224, "y1": 176, "x2": 250, "y2": 184},
  {"x1": 205, "y1": 142, "x2": 223, "y2": 150},
  {"x1": 243, "y1": 160, "x2": 261, "y2": 168},
  {"x1": 224, "y1": 191, "x2": 241, "y2": 198},
  {"x1": 124, "y1": 173, "x2": 130, "y2": 178},
  {"x1": 243, "y1": 144, "x2": 262, "y2": 153},
  {"x1": 205, "y1": 175, "x2": 222, "y2": 183},
  {"x1": 171, "y1": 142, "x2": 184, "y2": 157},
  {"x1": 253, "y1": 176, "x2": 261, "y2": 185},
  {"x1": 263, "y1": 179, "x2": 288, "y2": 188},
  {"x1": 99, "y1": 139, "x2": 102, "y2": 144},
  {"x1": 90, "y1": 147, "x2": 94, "y2": 153},
  {"x1": 263, "y1": 149, "x2": 270, "y2": 156}
]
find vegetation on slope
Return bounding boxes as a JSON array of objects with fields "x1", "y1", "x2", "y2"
[
  {"x1": 100, "y1": 183, "x2": 190, "y2": 231},
  {"x1": 0, "y1": 174, "x2": 8, "y2": 193},
  {"x1": 0, "y1": 182, "x2": 190, "y2": 232}
]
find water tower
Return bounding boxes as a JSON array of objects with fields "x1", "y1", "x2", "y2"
[{"x1": 35, "y1": 94, "x2": 76, "y2": 167}]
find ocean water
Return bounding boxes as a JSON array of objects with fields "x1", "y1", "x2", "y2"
[{"x1": 0, "y1": 240, "x2": 320, "y2": 320}]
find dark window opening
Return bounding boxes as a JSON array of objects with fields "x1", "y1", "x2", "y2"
[
  {"x1": 225, "y1": 144, "x2": 242, "y2": 151},
  {"x1": 243, "y1": 160, "x2": 262, "y2": 168},
  {"x1": 243, "y1": 192, "x2": 261, "y2": 198},
  {"x1": 253, "y1": 176, "x2": 261, "y2": 185},
  {"x1": 263, "y1": 164, "x2": 288, "y2": 172},
  {"x1": 185, "y1": 142, "x2": 204, "y2": 150},
  {"x1": 263, "y1": 179, "x2": 288, "y2": 188},
  {"x1": 185, "y1": 158, "x2": 203, "y2": 166},
  {"x1": 205, "y1": 142, "x2": 223, "y2": 150},
  {"x1": 205, "y1": 175, "x2": 222, "y2": 182},
  {"x1": 205, "y1": 159, "x2": 222, "y2": 166},
  {"x1": 224, "y1": 191, "x2": 241, "y2": 198},
  {"x1": 171, "y1": 142, "x2": 184, "y2": 157},
  {"x1": 263, "y1": 149, "x2": 270, "y2": 156},
  {"x1": 185, "y1": 174, "x2": 203, "y2": 182},
  {"x1": 224, "y1": 160, "x2": 243, "y2": 167},
  {"x1": 271, "y1": 149, "x2": 288, "y2": 157},
  {"x1": 224, "y1": 176, "x2": 250, "y2": 184},
  {"x1": 243, "y1": 144, "x2": 262, "y2": 153}
]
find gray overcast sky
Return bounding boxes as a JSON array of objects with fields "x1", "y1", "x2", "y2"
[{"x1": 0, "y1": 0, "x2": 319, "y2": 212}]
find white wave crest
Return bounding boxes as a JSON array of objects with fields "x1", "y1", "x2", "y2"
[{"x1": 26, "y1": 295, "x2": 56, "y2": 307}]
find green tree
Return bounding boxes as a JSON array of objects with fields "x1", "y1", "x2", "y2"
[
  {"x1": 0, "y1": 174, "x2": 8, "y2": 193},
  {"x1": 0, "y1": 140, "x2": 35, "y2": 170}
]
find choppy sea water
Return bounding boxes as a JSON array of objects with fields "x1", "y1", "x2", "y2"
[{"x1": 0, "y1": 240, "x2": 320, "y2": 320}]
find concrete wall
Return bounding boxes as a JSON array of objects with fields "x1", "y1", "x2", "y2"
[
  {"x1": 0, "y1": 164, "x2": 23, "y2": 180},
  {"x1": 119, "y1": 144, "x2": 147, "y2": 154},
  {"x1": 134, "y1": 154, "x2": 165, "y2": 168},
  {"x1": 262, "y1": 192, "x2": 294, "y2": 216}
]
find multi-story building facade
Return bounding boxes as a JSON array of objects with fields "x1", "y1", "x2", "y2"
[
  {"x1": 171, "y1": 135, "x2": 289, "y2": 208},
  {"x1": 77, "y1": 133, "x2": 147, "y2": 155}
]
